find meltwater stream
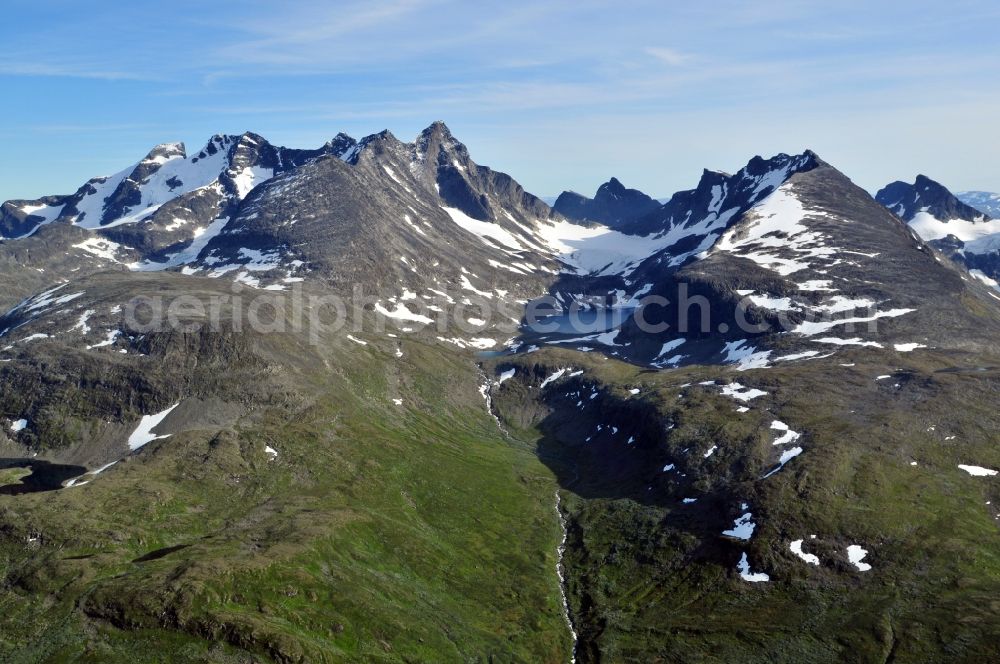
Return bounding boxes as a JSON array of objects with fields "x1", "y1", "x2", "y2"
[
  {"x1": 479, "y1": 374, "x2": 578, "y2": 662},
  {"x1": 555, "y1": 491, "x2": 579, "y2": 663}
]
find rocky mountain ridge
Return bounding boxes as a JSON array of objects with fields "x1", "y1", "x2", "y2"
[
  {"x1": 1, "y1": 123, "x2": 1000, "y2": 663},
  {"x1": 876, "y1": 175, "x2": 1000, "y2": 286}
]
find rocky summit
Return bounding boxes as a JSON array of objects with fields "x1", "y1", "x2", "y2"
[
  {"x1": 553, "y1": 177, "x2": 661, "y2": 228},
  {"x1": 1, "y1": 122, "x2": 999, "y2": 663},
  {"x1": 877, "y1": 174, "x2": 1000, "y2": 287}
]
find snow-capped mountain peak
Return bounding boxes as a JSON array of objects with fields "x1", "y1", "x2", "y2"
[
  {"x1": 875, "y1": 174, "x2": 990, "y2": 228},
  {"x1": 141, "y1": 142, "x2": 186, "y2": 166},
  {"x1": 877, "y1": 175, "x2": 1000, "y2": 286},
  {"x1": 0, "y1": 131, "x2": 360, "y2": 242}
]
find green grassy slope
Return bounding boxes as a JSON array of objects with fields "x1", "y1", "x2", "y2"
[
  {"x1": 3, "y1": 272, "x2": 1000, "y2": 662},
  {"x1": 0, "y1": 337, "x2": 571, "y2": 662},
  {"x1": 489, "y1": 346, "x2": 1000, "y2": 663}
]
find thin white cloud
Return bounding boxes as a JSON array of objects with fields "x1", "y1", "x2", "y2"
[
  {"x1": 0, "y1": 59, "x2": 154, "y2": 81},
  {"x1": 2, "y1": 0, "x2": 1000, "y2": 202},
  {"x1": 644, "y1": 47, "x2": 692, "y2": 66},
  {"x1": 214, "y1": 0, "x2": 439, "y2": 67}
]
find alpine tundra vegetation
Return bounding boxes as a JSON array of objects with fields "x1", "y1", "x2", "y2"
[
  {"x1": 0, "y1": 121, "x2": 998, "y2": 662},
  {"x1": 2, "y1": 1, "x2": 1000, "y2": 662}
]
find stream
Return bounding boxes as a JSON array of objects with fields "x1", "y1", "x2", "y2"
[
  {"x1": 555, "y1": 491, "x2": 579, "y2": 663},
  {"x1": 479, "y1": 373, "x2": 578, "y2": 662}
]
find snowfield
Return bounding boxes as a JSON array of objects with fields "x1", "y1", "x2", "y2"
[{"x1": 128, "y1": 403, "x2": 180, "y2": 451}]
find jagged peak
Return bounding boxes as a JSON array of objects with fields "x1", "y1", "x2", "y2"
[
  {"x1": 144, "y1": 142, "x2": 185, "y2": 160},
  {"x1": 594, "y1": 177, "x2": 657, "y2": 205},
  {"x1": 233, "y1": 131, "x2": 269, "y2": 148},
  {"x1": 335, "y1": 129, "x2": 407, "y2": 167},
  {"x1": 618, "y1": 150, "x2": 824, "y2": 238},
  {"x1": 194, "y1": 133, "x2": 237, "y2": 160},
  {"x1": 599, "y1": 177, "x2": 626, "y2": 193},
  {"x1": 206, "y1": 133, "x2": 234, "y2": 146},
  {"x1": 742, "y1": 150, "x2": 819, "y2": 178},
  {"x1": 913, "y1": 174, "x2": 953, "y2": 193},
  {"x1": 363, "y1": 129, "x2": 398, "y2": 143},
  {"x1": 554, "y1": 190, "x2": 587, "y2": 202},
  {"x1": 351, "y1": 129, "x2": 402, "y2": 154},
  {"x1": 413, "y1": 120, "x2": 468, "y2": 161},
  {"x1": 326, "y1": 132, "x2": 356, "y2": 147},
  {"x1": 419, "y1": 120, "x2": 453, "y2": 141},
  {"x1": 694, "y1": 168, "x2": 731, "y2": 190},
  {"x1": 677, "y1": 151, "x2": 820, "y2": 203},
  {"x1": 324, "y1": 133, "x2": 358, "y2": 161},
  {"x1": 881, "y1": 174, "x2": 946, "y2": 193},
  {"x1": 875, "y1": 173, "x2": 989, "y2": 222},
  {"x1": 192, "y1": 131, "x2": 269, "y2": 157}
]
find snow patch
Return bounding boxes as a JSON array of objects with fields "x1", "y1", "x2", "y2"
[
  {"x1": 793, "y1": 308, "x2": 916, "y2": 336},
  {"x1": 763, "y1": 446, "x2": 804, "y2": 478},
  {"x1": 771, "y1": 420, "x2": 801, "y2": 446},
  {"x1": 722, "y1": 340, "x2": 771, "y2": 371},
  {"x1": 127, "y1": 403, "x2": 179, "y2": 451},
  {"x1": 737, "y1": 552, "x2": 770, "y2": 582},
  {"x1": 722, "y1": 512, "x2": 756, "y2": 540},
  {"x1": 789, "y1": 538, "x2": 820, "y2": 565},
  {"x1": 846, "y1": 544, "x2": 871, "y2": 572},
  {"x1": 375, "y1": 302, "x2": 434, "y2": 325},
  {"x1": 441, "y1": 206, "x2": 525, "y2": 251},
  {"x1": 87, "y1": 329, "x2": 121, "y2": 349},
  {"x1": 720, "y1": 382, "x2": 768, "y2": 402},
  {"x1": 73, "y1": 238, "x2": 124, "y2": 262},
  {"x1": 540, "y1": 368, "x2": 568, "y2": 389},
  {"x1": 713, "y1": 186, "x2": 837, "y2": 276},
  {"x1": 958, "y1": 464, "x2": 998, "y2": 477},
  {"x1": 815, "y1": 337, "x2": 883, "y2": 348}
]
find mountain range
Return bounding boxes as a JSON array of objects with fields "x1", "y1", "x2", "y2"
[
  {"x1": 1, "y1": 122, "x2": 999, "y2": 662},
  {"x1": 958, "y1": 190, "x2": 1000, "y2": 218}
]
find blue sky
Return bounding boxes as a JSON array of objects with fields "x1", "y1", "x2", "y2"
[{"x1": 2, "y1": 0, "x2": 999, "y2": 203}]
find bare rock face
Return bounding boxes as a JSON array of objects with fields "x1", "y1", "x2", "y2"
[
  {"x1": 553, "y1": 176, "x2": 661, "y2": 228},
  {"x1": 877, "y1": 174, "x2": 989, "y2": 223}
]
